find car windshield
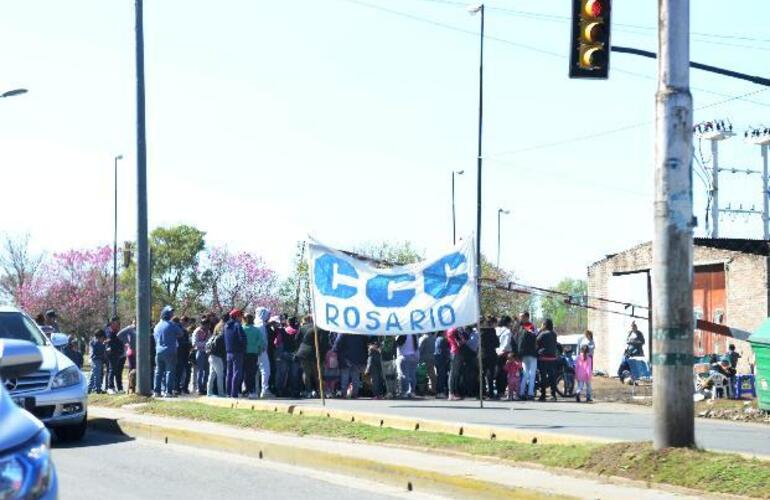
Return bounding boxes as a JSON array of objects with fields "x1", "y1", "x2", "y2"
[{"x1": 0, "y1": 312, "x2": 48, "y2": 346}]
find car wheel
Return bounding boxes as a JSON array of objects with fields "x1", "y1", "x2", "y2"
[{"x1": 54, "y1": 413, "x2": 88, "y2": 442}]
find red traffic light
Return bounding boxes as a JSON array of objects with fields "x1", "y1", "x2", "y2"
[{"x1": 584, "y1": 0, "x2": 605, "y2": 18}]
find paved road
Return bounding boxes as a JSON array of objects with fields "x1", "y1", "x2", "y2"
[
  {"x1": 53, "y1": 431, "x2": 431, "y2": 500},
  {"x1": 276, "y1": 397, "x2": 770, "y2": 457}
]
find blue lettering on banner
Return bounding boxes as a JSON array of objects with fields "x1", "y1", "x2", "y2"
[
  {"x1": 410, "y1": 310, "x2": 426, "y2": 331},
  {"x1": 343, "y1": 307, "x2": 360, "y2": 329},
  {"x1": 366, "y1": 274, "x2": 416, "y2": 307},
  {"x1": 314, "y1": 254, "x2": 358, "y2": 299},
  {"x1": 326, "y1": 303, "x2": 340, "y2": 326},
  {"x1": 423, "y1": 252, "x2": 468, "y2": 299},
  {"x1": 437, "y1": 305, "x2": 456, "y2": 326},
  {"x1": 385, "y1": 313, "x2": 403, "y2": 332},
  {"x1": 365, "y1": 311, "x2": 381, "y2": 331}
]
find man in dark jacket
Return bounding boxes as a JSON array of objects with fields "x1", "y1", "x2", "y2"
[
  {"x1": 224, "y1": 309, "x2": 247, "y2": 398},
  {"x1": 333, "y1": 333, "x2": 368, "y2": 398},
  {"x1": 536, "y1": 319, "x2": 559, "y2": 401},
  {"x1": 295, "y1": 316, "x2": 328, "y2": 397},
  {"x1": 105, "y1": 316, "x2": 125, "y2": 393},
  {"x1": 516, "y1": 312, "x2": 538, "y2": 400},
  {"x1": 480, "y1": 316, "x2": 500, "y2": 398}
]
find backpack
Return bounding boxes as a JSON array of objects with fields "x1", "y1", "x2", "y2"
[{"x1": 205, "y1": 334, "x2": 218, "y2": 355}]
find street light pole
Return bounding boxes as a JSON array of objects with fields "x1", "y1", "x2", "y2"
[
  {"x1": 496, "y1": 208, "x2": 509, "y2": 268},
  {"x1": 468, "y1": 2, "x2": 484, "y2": 410},
  {"x1": 653, "y1": 0, "x2": 694, "y2": 449},
  {"x1": 451, "y1": 169, "x2": 464, "y2": 245},
  {"x1": 135, "y1": 0, "x2": 152, "y2": 396},
  {"x1": 113, "y1": 155, "x2": 123, "y2": 318}
]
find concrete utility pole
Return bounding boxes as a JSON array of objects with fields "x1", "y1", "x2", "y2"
[
  {"x1": 135, "y1": 0, "x2": 152, "y2": 396},
  {"x1": 652, "y1": 0, "x2": 695, "y2": 449},
  {"x1": 765, "y1": 145, "x2": 769, "y2": 240},
  {"x1": 694, "y1": 121, "x2": 733, "y2": 238}
]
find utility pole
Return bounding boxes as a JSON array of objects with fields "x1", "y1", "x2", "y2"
[
  {"x1": 652, "y1": 0, "x2": 694, "y2": 449},
  {"x1": 745, "y1": 128, "x2": 770, "y2": 239},
  {"x1": 693, "y1": 120, "x2": 733, "y2": 238},
  {"x1": 451, "y1": 169, "x2": 464, "y2": 245},
  {"x1": 135, "y1": 0, "x2": 152, "y2": 396},
  {"x1": 113, "y1": 154, "x2": 123, "y2": 318},
  {"x1": 496, "y1": 208, "x2": 509, "y2": 268}
]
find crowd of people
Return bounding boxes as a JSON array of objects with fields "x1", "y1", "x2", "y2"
[{"x1": 54, "y1": 305, "x2": 597, "y2": 403}]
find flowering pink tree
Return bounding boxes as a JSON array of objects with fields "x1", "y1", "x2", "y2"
[
  {"x1": 204, "y1": 247, "x2": 279, "y2": 314},
  {"x1": 18, "y1": 246, "x2": 113, "y2": 338}
]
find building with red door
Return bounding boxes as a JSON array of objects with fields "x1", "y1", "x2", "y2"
[{"x1": 586, "y1": 238, "x2": 769, "y2": 374}]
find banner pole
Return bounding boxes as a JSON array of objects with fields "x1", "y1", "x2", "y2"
[
  {"x1": 477, "y1": 321, "x2": 484, "y2": 408},
  {"x1": 306, "y1": 241, "x2": 326, "y2": 407},
  {"x1": 312, "y1": 322, "x2": 326, "y2": 406}
]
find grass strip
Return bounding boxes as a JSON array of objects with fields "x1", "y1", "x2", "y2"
[{"x1": 90, "y1": 396, "x2": 770, "y2": 498}]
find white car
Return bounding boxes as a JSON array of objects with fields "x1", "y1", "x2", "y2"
[{"x1": 0, "y1": 306, "x2": 88, "y2": 441}]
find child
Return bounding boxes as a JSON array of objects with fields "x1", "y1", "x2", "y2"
[
  {"x1": 88, "y1": 329, "x2": 107, "y2": 394},
  {"x1": 503, "y1": 353, "x2": 522, "y2": 401},
  {"x1": 575, "y1": 344, "x2": 593, "y2": 402},
  {"x1": 365, "y1": 342, "x2": 385, "y2": 399}
]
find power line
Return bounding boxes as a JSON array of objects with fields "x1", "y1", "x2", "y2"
[{"x1": 489, "y1": 87, "x2": 770, "y2": 158}]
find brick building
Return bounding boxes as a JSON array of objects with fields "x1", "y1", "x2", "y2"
[{"x1": 586, "y1": 238, "x2": 769, "y2": 374}]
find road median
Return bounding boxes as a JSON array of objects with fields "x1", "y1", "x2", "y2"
[{"x1": 87, "y1": 397, "x2": 767, "y2": 499}]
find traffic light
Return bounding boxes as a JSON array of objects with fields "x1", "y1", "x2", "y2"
[{"x1": 569, "y1": 0, "x2": 611, "y2": 79}]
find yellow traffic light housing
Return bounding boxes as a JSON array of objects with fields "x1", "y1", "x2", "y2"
[{"x1": 570, "y1": 0, "x2": 611, "y2": 79}]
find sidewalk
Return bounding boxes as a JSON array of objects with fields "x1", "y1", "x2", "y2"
[{"x1": 89, "y1": 406, "x2": 707, "y2": 500}]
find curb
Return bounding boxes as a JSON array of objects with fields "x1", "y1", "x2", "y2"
[
  {"x1": 88, "y1": 415, "x2": 566, "y2": 500},
  {"x1": 194, "y1": 397, "x2": 613, "y2": 447}
]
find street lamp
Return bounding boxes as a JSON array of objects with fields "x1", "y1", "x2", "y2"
[
  {"x1": 113, "y1": 154, "x2": 124, "y2": 318},
  {"x1": 497, "y1": 208, "x2": 510, "y2": 268},
  {"x1": 451, "y1": 169, "x2": 464, "y2": 245},
  {"x1": 1, "y1": 88, "x2": 28, "y2": 99}
]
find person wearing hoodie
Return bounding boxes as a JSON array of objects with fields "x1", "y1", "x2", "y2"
[
  {"x1": 515, "y1": 312, "x2": 538, "y2": 401},
  {"x1": 332, "y1": 333, "x2": 368, "y2": 398},
  {"x1": 153, "y1": 305, "x2": 181, "y2": 397},
  {"x1": 242, "y1": 312, "x2": 264, "y2": 399},
  {"x1": 223, "y1": 309, "x2": 247, "y2": 398},
  {"x1": 249, "y1": 307, "x2": 272, "y2": 398}
]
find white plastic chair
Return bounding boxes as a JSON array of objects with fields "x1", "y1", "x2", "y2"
[{"x1": 711, "y1": 373, "x2": 729, "y2": 400}]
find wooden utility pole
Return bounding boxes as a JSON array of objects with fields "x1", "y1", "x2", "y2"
[{"x1": 652, "y1": 0, "x2": 695, "y2": 448}]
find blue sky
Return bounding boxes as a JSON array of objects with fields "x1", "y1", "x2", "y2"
[{"x1": 1, "y1": 0, "x2": 769, "y2": 287}]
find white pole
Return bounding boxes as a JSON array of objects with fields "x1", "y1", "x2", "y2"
[
  {"x1": 653, "y1": 0, "x2": 695, "y2": 449},
  {"x1": 763, "y1": 145, "x2": 769, "y2": 240},
  {"x1": 711, "y1": 140, "x2": 719, "y2": 238}
]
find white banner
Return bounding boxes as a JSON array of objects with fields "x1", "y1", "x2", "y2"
[{"x1": 308, "y1": 238, "x2": 479, "y2": 335}]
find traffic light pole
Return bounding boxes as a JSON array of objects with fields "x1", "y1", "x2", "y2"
[
  {"x1": 652, "y1": 0, "x2": 694, "y2": 449},
  {"x1": 135, "y1": 0, "x2": 153, "y2": 396}
]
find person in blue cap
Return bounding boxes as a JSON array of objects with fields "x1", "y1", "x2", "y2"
[{"x1": 153, "y1": 305, "x2": 181, "y2": 397}]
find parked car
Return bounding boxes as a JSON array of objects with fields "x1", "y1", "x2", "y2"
[
  {"x1": 0, "y1": 338, "x2": 58, "y2": 499},
  {"x1": 0, "y1": 306, "x2": 88, "y2": 441}
]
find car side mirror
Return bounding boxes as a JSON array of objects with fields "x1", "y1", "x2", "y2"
[{"x1": 0, "y1": 340, "x2": 43, "y2": 380}]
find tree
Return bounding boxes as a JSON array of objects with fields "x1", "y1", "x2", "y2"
[
  {"x1": 278, "y1": 242, "x2": 311, "y2": 318},
  {"x1": 353, "y1": 240, "x2": 424, "y2": 265},
  {"x1": 150, "y1": 224, "x2": 206, "y2": 307},
  {"x1": 479, "y1": 257, "x2": 534, "y2": 318},
  {"x1": 18, "y1": 246, "x2": 112, "y2": 340},
  {"x1": 204, "y1": 247, "x2": 279, "y2": 313},
  {"x1": 540, "y1": 278, "x2": 587, "y2": 333},
  {"x1": 0, "y1": 233, "x2": 43, "y2": 304}
]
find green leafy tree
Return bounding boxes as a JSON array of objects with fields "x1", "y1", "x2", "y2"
[
  {"x1": 278, "y1": 242, "x2": 311, "y2": 318},
  {"x1": 150, "y1": 225, "x2": 206, "y2": 307},
  {"x1": 540, "y1": 278, "x2": 587, "y2": 333},
  {"x1": 479, "y1": 257, "x2": 534, "y2": 318},
  {"x1": 353, "y1": 241, "x2": 424, "y2": 266}
]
